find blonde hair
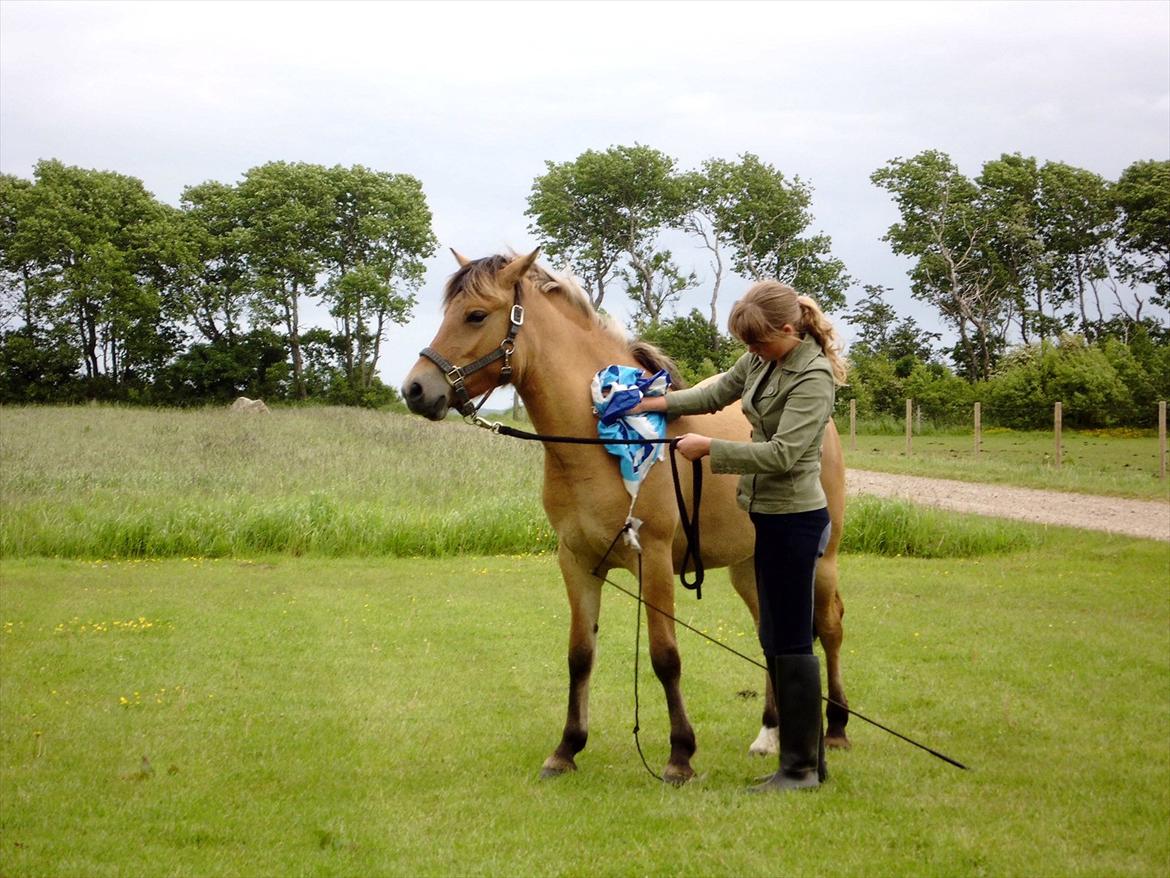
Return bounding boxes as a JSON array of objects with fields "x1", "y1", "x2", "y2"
[{"x1": 728, "y1": 280, "x2": 848, "y2": 385}]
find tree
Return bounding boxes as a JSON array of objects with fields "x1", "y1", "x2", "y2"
[
  {"x1": 1114, "y1": 159, "x2": 1170, "y2": 310},
  {"x1": 1036, "y1": 161, "x2": 1117, "y2": 337},
  {"x1": 636, "y1": 308, "x2": 743, "y2": 385},
  {"x1": 237, "y1": 162, "x2": 333, "y2": 399},
  {"x1": 158, "y1": 328, "x2": 287, "y2": 404},
  {"x1": 619, "y1": 247, "x2": 697, "y2": 327},
  {"x1": 526, "y1": 144, "x2": 689, "y2": 312},
  {"x1": 3, "y1": 160, "x2": 181, "y2": 394},
  {"x1": 690, "y1": 154, "x2": 850, "y2": 313},
  {"x1": 319, "y1": 165, "x2": 436, "y2": 397},
  {"x1": 176, "y1": 180, "x2": 252, "y2": 344},
  {"x1": 872, "y1": 150, "x2": 1009, "y2": 381},
  {"x1": 977, "y1": 153, "x2": 1061, "y2": 343},
  {"x1": 845, "y1": 284, "x2": 939, "y2": 363}
]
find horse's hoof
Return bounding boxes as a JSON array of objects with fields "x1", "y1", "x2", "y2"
[
  {"x1": 662, "y1": 764, "x2": 695, "y2": 786},
  {"x1": 748, "y1": 725, "x2": 779, "y2": 757},
  {"x1": 539, "y1": 756, "x2": 577, "y2": 779},
  {"x1": 825, "y1": 733, "x2": 851, "y2": 750}
]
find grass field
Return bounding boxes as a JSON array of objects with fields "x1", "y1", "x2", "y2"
[
  {"x1": 840, "y1": 420, "x2": 1169, "y2": 501},
  {"x1": 2, "y1": 527, "x2": 1167, "y2": 877},
  {"x1": 1, "y1": 405, "x2": 1168, "y2": 876},
  {"x1": 0, "y1": 406, "x2": 1043, "y2": 561}
]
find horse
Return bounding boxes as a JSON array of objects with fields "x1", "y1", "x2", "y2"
[{"x1": 401, "y1": 249, "x2": 850, "y2": 783}]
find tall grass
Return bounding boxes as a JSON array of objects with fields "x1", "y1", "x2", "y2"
[{"x1": 2, "y1": 406, "x2": 1039, "y2": 561}]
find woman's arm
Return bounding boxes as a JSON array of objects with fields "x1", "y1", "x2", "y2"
[
  {"x1": 631, "y1": 395, "x2": 668, "y2": 414},
  {"x1": 664, "y1": 352, "x2": 753, "y2": 417},
  {"x1": 708, "y1": 369, "x2": 834, "y2": 475}
]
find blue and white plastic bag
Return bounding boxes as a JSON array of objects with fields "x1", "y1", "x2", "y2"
[{"x1": 591, "y1": 365, "x2": 671, "y2": 550}]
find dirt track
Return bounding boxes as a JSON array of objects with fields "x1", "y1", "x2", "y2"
[{"x1": 846, "y1": 469, "x2": 1170, "y2": 542}]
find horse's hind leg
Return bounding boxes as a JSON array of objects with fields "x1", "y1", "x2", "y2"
[
  {"x1": 541, "y1": 546, "x2": 602, "y2": 778},
  {"x1": 729, "y1": 558, "x2": 779, "y2": 756},
  {"x1": 815, "y1": 554, "x2": 850, "y2": 748}
]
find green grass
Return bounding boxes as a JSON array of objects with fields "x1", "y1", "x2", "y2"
[
  {"x1": 0, "y1": 405, "x2": 555, "y2": 559},
  {"x1": 840, "y1": 420, "x2": 1169, "y2": 500},
  {"x1": 2, "y1": 527, "x2": 1168, "y2": 877},
  {"x1": 1, "y1": 406, "x2": 1039, "y2": 561}
]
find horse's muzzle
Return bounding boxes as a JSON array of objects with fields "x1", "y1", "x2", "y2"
[{"x1": 401, "y1": 362, "x2": 452, "y2": 420}]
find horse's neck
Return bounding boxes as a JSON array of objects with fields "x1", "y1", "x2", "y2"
[{"x1": 514, "y1": 311, "x2": 629, "y2": 444}]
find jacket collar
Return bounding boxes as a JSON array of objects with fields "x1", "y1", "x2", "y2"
[{"x1": 779, "y1": 333, "x2": 823, "y2": 373}]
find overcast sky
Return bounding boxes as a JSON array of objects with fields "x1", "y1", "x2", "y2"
[{"x1": 2, "y1": 0, "x2": 1168, "y2": 390}]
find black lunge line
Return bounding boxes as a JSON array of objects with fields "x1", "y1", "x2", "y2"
[{"x1": 596, "y1": 568, "x2": 970, "y2": 772}]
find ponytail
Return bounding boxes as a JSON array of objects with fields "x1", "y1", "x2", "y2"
[{"x1": 797, "y1": 295, "x2": 848, "y2": 386}]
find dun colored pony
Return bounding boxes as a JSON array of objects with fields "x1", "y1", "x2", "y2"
[{"x1": 402, "y1": 249, "x2": 849, "y2": 782}]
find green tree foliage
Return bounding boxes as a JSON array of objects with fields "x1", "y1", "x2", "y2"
[
  {"x1": 529, "y1": 147, "x2": 848, "y2": 325},
  {"x1": 689, "y1": 153, "x2": 849, "y2": 313},
  {"x1": 1036, "y1": 161, "x2": 1117, "y2": 337},
  {"x1": 984, "y1": 336, "x2": 1134, "y2": 429},
  {"x1": 0, "y1": 160, "x2": 182, "y2": 397},
  {"x1": 635, "y1": 308, "x2": 743, "y2": 385},
  {"x1": 175, "y1": 180, "x2": 252, "y2": 343},
  {"x1": 0, "y1": 158, "x2": 434, "y2": 406},
  {"x1": 157, "y1": 329, "x2": 288, "y2": 404},
  {"x1": 318, "y1": 165, "x2": 436, "y2": 400},
  {"x1": 235, "y1": 161, "x2": 333, "y2": 399},
  {"x1": 526, "y1": 144, "x2": 691, "y2": 318},
  {"x1": 845, "y1": 284, "x2": 940, "y2": 362},
  {"x1": 1114, "y1": 159, "x2": 1170, "y2": 310},
  {"x1": 872, "y1": 150, "x2": 1009, "y2": 381}
]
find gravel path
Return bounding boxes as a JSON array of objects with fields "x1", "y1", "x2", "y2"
[{"x1": 846, "y1": 469, "x2": 1170, "y2": 542}]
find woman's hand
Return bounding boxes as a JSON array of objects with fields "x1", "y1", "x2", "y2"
[
  {"x1": 676, "y1": 433, "x2": 712, "y2": 461},
  {"x1": 628, "y1": 396, "x2": 668, "y2": 415}
]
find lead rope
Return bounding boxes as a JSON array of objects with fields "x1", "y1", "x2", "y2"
[{"x1": 631, "y1": 549, "x2": 664, "y2": 782}]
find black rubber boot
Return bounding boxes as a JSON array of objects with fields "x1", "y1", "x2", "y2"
[{"x1": 750, "y1": 654, "x2": 825, "y2": 792}]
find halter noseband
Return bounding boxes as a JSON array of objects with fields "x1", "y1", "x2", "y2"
[{"x1": 419, "y1": 281, "x2": 524, "y2": 418}]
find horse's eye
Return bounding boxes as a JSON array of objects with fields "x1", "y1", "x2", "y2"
[{"x1": 466, "y1": 311, "x2": 488, "y2": 325}]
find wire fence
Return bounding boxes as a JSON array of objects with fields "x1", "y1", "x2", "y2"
[{"x1": 844, "y1": 399, "x2": 1168, "y2": 481}]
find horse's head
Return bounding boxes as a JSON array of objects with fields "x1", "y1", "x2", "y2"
[{"x1": 401, "y1": 248, "x2": 540, "y2": 420}]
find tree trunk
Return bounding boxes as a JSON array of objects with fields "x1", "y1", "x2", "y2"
[
  {"x1": 284, "y1": 288, "x2": 305, "y2": 400},
  {"x1": 1075, "y1": 253, "x2": 1090, "y2": 337},
  {"x1": 709, "y1": 245, "x2": 723, "y2": 329}
]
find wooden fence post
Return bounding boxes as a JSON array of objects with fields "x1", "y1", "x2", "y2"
[
  {"x1": 1159, "y1": 400, "x2": 1167, "y2": 480},
  {"x1": 849, "y1": 399, "x2": 856, "y2": 451},
  {"x1": 974, "y1": 401, "x2": 981, "y2": 456},
  {"x1": 1054, "y1": 401, "x2": 1062, "y2": 468},
  {"x1": 916, "y1": 404, "x2": 923, "y2": 434},
  {"x1": 905, "y1": 398, "x2": 913, "y2": 456}
]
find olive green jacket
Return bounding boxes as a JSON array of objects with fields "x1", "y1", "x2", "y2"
[{"x1": 665, "y1": 334, "x2": 835, "y2": 514}]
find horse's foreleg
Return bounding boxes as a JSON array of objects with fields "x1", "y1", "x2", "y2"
[
  {"x1": 729, "y1": 559, "x2": 779, "y2": 756},
  {"x1": 642, "y1": 550, "x2": 697, "y2": 784},
  {"x1": 541, "y1": 546, "x2": 602, "y2": 778},
  {"x1": 814, "y1": 555, "x2": 850, "y2": 748}
]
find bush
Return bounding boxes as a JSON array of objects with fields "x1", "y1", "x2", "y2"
[{"x1": 984, "y1": 336, "x2": 1133, "y2": 429}]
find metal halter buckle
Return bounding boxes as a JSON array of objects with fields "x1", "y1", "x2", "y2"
[{"x1": 510, "y1": 305, "x2": 525, "y2": 327}]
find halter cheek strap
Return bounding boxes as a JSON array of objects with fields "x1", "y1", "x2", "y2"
[{"x1": 419, "y1": 283, "x2": 524, "y2": 418}]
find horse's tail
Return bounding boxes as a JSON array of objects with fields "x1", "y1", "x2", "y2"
[{"x1": 629, "y1": 340, "x2": 688, "y2": 389}]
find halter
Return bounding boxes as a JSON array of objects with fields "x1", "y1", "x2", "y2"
[{"x1": 419, "y1": 281, "x2": 524, "y2": 419}]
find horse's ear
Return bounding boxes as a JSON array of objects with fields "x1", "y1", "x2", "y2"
[
  {"x1": 497, "y1": 248, "x2": 541, "y2": 288},
  {"x1": 450, "y1": 248, "x2": 472, "y2": 268}
]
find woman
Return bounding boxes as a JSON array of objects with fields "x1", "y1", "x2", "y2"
[{"x1": 633, "y1": 280, "x2": 847, "y2": 791}]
